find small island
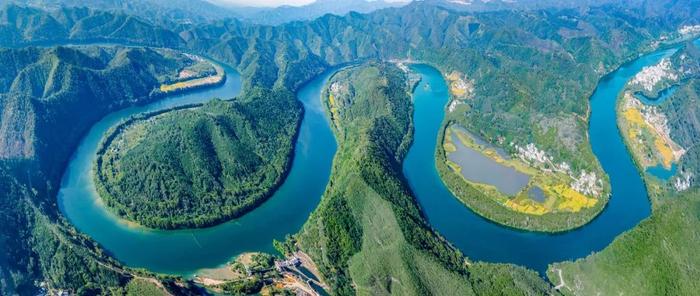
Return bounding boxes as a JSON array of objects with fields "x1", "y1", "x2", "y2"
[{"x1": 94, "y1": 89, "x2": 301, "y2": 229}]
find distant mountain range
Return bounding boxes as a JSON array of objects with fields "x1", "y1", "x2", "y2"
[
  {"x1": 213, "y1": 0, "x2": 408, "y2": 25},
  {"x1": 0, "y1": 0, "x2": 646, "y2": 26},
  {"x1": 0, "y1": 0, "x2": 409, "y2": 25}
]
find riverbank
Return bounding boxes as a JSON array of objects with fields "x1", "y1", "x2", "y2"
[
  {"x1": 57, "y1": 64, "x2": 337, "y2": 275},
  {"x1": 436, "y1": 123, "x2": 606, "y2": 232},
  {"x1": 92, "y1": 90, "x2": 301, "y2": 230},
  {"x1": 403, "y1": 59, "x2": 654, "y2": 274},
  {"x1": 155, "y1": 59, "x2": 226, "y2": 97}
]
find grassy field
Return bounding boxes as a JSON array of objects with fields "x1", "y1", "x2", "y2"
[
  {"x1": 124, "y1": 279, "x2": 168, "y2": 296},
  {"x1": 158, "y1": 59, "x2": 225, "y2": 94},
  {"x1": 618, "y1": 93, "x2": 679, "y2": 170}
]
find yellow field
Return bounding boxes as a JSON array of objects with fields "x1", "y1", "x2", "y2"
[
  {"x1": 451, "y1": 85, "x2": 467, "y2": 96},
  {"x1": 621, "y1": 100, "x2": 678, "y2": 169},
  {"x1": 654, "y1": 137, "x2": 674, "y2": 168},
  {"x1": 443, "y1": 142, "x2": 457, "y2": 153},
  {"x1": 160, "y1": 82, "x2": 188, "y2": 92},
  {"x1": 446, "y1": 160, "x2": 462, "y2": 174},
  {"x1": 444, "y1": 125, "x2": 600, "y2": 216},
  {"x1": 548, "y1": 184, "x2": 597, "y2": 212},
  {"x1": 328, "y1": 94, "x2": 340, "y2": 124},
  {"x1": 623, "y1": 108, "x2": 645, "y2": 125},
  {"x1": 505, "y1": 199, "x2": 547, "y2": 215},
  {"x1": 159, "y1": 62, "x2": 224, "y2": 93}
]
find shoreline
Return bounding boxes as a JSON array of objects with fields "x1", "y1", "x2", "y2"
[{"x1": 92, "y1": 91, "x2": 303, "y2": 230}]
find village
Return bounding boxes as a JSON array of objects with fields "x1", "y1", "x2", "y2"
[
  {"x1": 513, "y1": 142, "x2": 604, "y2": 198},
  {"x1": 193, "y1": 251, "x2": 328, "y2": 296}
]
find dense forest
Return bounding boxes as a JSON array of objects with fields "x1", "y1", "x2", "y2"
[
  {"x1": 292, "y1": 63, "x2": 554, "y2": 295},
  {"x1": 548, "y1": 189, "x2": 700, "y2": 295},
  {"x1": 0, "y1": 45, "x2": 205, "y2": 294},
  {"x1": 660, "y1": 43, "x2": 700, "y2": 192},
  {"x1": 95, "y1": 91, "x2": 301, "y2": 229}
]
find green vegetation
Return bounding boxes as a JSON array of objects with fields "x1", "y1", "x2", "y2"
[
  {"x1": 0, "y1": 4, "x2": 183, "y2": 48},
  {"x1": 124, "y1": 279, "x2": 167, "y2": 296},
  {"x1": 189, "y1": 1, "x2": 696, "y2": 232},
  {"x1": 219, "y1": 277, "x2": 265, "y2": 295},
  {"x1": 551, "y1": 45, "x2": 700, "y2": 292},
  {"x1": 437, "y1": 125, "x2": 608, "y2": 232},
  {"x1": 615, "y1": 41, "x2": 700, "y2": 201},
  {"x1": 0, "y1": 45, "x2": 199, "y2": 294},
  {"x1": 548, "y1": 189, "x2": 700, "y2": 295},
  {"x1": 0, "y1": 45, "x2": 204, "y2": 162},
  {"x1": 95, "y1": 91, "x2": 301, "y2": 229},
  {"x1": 294, "y1": 63, "x2": 554, "y2": 295}
]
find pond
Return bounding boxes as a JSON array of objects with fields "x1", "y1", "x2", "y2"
[{"x1": 446, "y1": 129, "x2": 529, "y2": 196}]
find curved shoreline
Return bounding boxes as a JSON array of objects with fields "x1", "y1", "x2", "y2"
[
  {"x1": 56, "y1": 38, "x2": 693, "y2": 278},
  {"x1": 92, "y1": 96, "x2": 304, "y2": 230},
  {"x1": 402, "y1": 54, "x2": 664, "y2": 274},
  {"x1": 434, "y1": 121, "x2": 609, "y2": 233},
  {"x1": 58, "y1": 63, "x2": 339, "y2": 275}
]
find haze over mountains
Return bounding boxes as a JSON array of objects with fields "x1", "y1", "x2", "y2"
[{"x1": 0, "y1": 0, "x2": 659, "y2": 26}]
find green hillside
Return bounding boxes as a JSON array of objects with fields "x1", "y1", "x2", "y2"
[
  {"x1": 0, "y1": 4, "x2": 183, "y2": 47},
  {"x1": 548, "y1": 189, "x2": 700, "y2": 295},
  {"x1": 293, "y1": 63, "x2": 554, "y2": 295},
  {"x1": 0, "y1": 45, "x2": 207, "y2": 294},
  {"x1": 95, "y1": 92, "x2": 301, "y2": 229},
  {"x1": 182, "y1": 1, "x2": 700, "y2": 230},
  {"x1": 549, "y1": 41, "x2": 700, "y2": 296}
]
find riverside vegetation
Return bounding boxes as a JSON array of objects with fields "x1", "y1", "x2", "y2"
[
  {"x1": 95, "y1": 90, "x2": 300, "y2": 229},
  {"x1": 617, "y1": 41, "x2": 700, "y2": 200},
  {"x1": 0, "y1": 0, "x2": 699, "y2": 294},
  {"x1": 547, "y1": 40, "x2": 700, "y2": 296},
  {"x1": 0, "y1": 45, "x2": 211, "y2": 294},
  {"x1": 291, "y1": 63, "x2": 554, "y2": 295}
]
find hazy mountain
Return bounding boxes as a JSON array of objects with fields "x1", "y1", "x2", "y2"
[
  {"x1": 212, "y1": 0, "x2": 408, "y2": 25},
  {"x1": 0, "y1": 4, "x2": 184, "y2": 47},
  {"x1": 0, "y1": 0, "x2": 236, "y2": 26}
]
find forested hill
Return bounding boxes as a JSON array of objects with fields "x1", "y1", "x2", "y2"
[
  {"x1": 0, "y1": 46, "x2": 206, "y2": 294},
  {"x1": 0, "y1": 46, "x2": 193, "y2": 173},
  {"x1": 293, "y1": 63, "x2": 554, "y2": 295},
  {"x1": 549, "y1": 188, "x2": 700, "y2": 295},
  {"x1": 95, "y1": 93, "x2": 301, "y2": 229},
  {"x1": 184, "y1": 0, "x2": 698, "y2": 177},
  {"x1": 0, "y1": 0, "x2": 233, "y2": 26},
  {"x1": 0, "y1": 4, "x2": 183, "y2": 47}
]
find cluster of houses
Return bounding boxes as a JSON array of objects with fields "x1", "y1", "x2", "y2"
[{"x1": 513, "y1": 142, "x2": 603, "y2": 197}]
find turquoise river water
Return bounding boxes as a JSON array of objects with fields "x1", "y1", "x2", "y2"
[{"x1": 59, "y1": 41, "x2": 691, "y2": 276}]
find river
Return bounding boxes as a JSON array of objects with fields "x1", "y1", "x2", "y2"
[
  {"x1": 59, "y1": 42, "x2": 687, "y2": 276},
  {"x1": 57, "y1": 65, "x2": 337, "y2": 275},
  {"x1": 404, "y1": 45, "x2": 680, "y2": 274}
]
